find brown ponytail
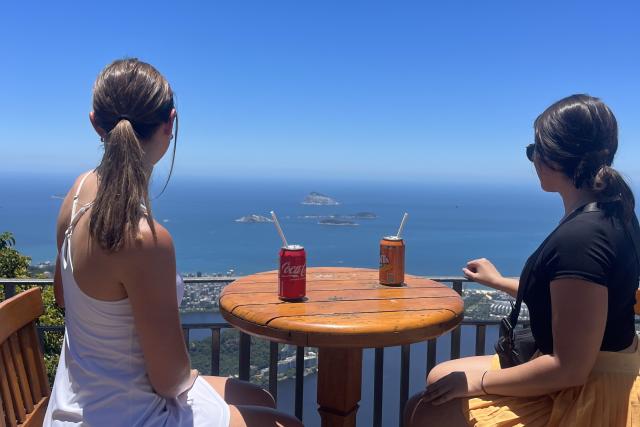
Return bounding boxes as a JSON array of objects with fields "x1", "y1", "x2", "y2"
[{"x1": 89, "y1": 59, "x2": 175, "y2": 252}]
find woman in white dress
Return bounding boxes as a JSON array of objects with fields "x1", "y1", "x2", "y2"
[{"x1": 44, "y1": 58, "x2": 302, "y2": 427}]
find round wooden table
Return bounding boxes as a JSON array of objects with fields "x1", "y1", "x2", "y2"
[{"x1": 219, "y1": 267, "x2": 464, "y2": 427}]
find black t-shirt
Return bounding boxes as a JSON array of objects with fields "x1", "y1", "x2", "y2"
[{"x1": 522, "y1": 206, "x2": 639, "y2": 354}]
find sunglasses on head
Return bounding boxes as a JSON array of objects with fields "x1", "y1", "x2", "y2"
[{"x1": 526, "y1": 143, "x2": 535, "y2": 162}]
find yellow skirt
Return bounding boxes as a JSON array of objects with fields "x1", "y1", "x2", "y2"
[{"x1": 464, "y1": 343, "x2": 640, "y2": 426}]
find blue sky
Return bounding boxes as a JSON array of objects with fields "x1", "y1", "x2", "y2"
[{"x1": 1, "y1": 0, "x2": 639, "y2": 184}]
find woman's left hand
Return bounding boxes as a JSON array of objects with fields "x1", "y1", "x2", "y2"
[{"x1": 421, "y1": 370, "x2": 486, "y2": 405}]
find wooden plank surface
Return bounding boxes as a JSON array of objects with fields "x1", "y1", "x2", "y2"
[
  {"x1": 0, "y1": 289, "x2": 44, "y2": 345},
  {"x1": 8, "y1": 335, "x2": 33, "y2": 414},
  {"x1": 0, "y1": 388, "x2": 5, "y2": 427},
  {"x1": 19, "y1": 396, "x2": 49, "y2": 427},
  {"x1": 220, "y1": 267, "x2": 464, "y2": 348},
  {"x1": 17, "y1": 327, "x2": 43, "y2": 402},
  {"x1": 1, "y1": 343, "x2": 26, "y2": 423}
]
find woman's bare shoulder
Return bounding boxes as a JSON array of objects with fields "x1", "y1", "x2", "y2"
[
  {"x1": 56, "y1": 171, "x2": 94, "y2": 234},
  {"x1": 115, "y1": 219, "x2": 175, "y2": 273}
]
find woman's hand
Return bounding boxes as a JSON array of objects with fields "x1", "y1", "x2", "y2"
[
  {"x1": 463, "y1": 258, "x2": 504, "y2": 288},
  {"x1": 177, "y1": 369, "x2": 200, "y2": 403},
  {"x1": 464, "y1": 258, "x2": 519, "y2": 297},
  {"x1": 421, "y1": 370, "x2": 486, "y2": 405}
]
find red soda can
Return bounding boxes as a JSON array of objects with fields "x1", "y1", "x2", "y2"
[
  {"x1": 379, "y1": 236, "x2": 405, "y2": 285},
  {"x1": 279, "y1": 244, "x2": 306, "y2": 301}
]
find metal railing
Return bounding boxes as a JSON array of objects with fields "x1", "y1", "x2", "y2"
[{"x1": 1, "y1": 277, "x2": 499, "y2": 426}]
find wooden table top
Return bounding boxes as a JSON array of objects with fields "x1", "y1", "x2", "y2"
[{"x1": 219, "y1": 267, "x2": 464, "y2": 348}]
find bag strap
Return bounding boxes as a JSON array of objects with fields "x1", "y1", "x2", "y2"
[
  {"x1": 508, "y1": 201, "x2": 601, "y2": 328},
  {"x1": 625, "y1": 214, "x2": 640, "y2": 269}
]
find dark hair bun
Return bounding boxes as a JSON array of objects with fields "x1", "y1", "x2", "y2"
[
  {"x1": 534, "y1": 94, "x2": 635, "y2": 220},
  {"x1": 573, "y1": 148, "x2": 611, "y2": 189}
]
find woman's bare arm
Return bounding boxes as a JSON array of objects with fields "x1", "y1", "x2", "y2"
[
  {"x1": 422, "y1": 277, "x2": 607, "y2": 404},
  {"x1": 118, "y1": 223, "x2": 192, "y2": 399},
  {"x1": 482, "y1": 278, "x2": 607, "y2": 395}
]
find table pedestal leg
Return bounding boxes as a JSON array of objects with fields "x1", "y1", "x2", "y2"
[{"x1": 317, "y1": 347, "x2": 363, "y2": 427}]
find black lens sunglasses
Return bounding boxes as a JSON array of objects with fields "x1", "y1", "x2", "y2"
[{"x1": 526, "y1": 143, "x2": 535, "y2": 162}]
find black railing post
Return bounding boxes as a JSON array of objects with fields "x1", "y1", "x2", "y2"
[
  {"x1": 475, "y1": 325, "x2": 486, "y2": 356},
  {"x1": 239, "y1": 332, "x2": 251, "y2": 381},
  {"x1": 4, "y1": 283, "x2": 16, "y2": 299},
  {"x1": 426, "y1": 338, "x2": 437, "y2": 376},
  {"x1": 373, "y1": 348, "x2": 384, "y2": 427},
  {"x1": 37, "y1": 327, "x2": 46, "y2": 353},
  {"x1": 399, "y1": 344, "x2": 410, "y2": 427},
  {"x1": 450, "y1": 280, "x2": 463, "y2": 360},
  {"x1": 295, "y1": 346, "x2": 304, "y2": 421},
  {"x1": 210, "y1": 328, "x2": 221, "y2": 376},
  {"x1": 269, "y1": 341, "x2": 279, "y2": 402},
  {"x1": 182, "y1": 327, "x2": 190, "y2": 350}
]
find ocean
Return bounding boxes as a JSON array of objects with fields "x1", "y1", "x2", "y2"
[
  {"x1": 1, "y1": 172, "x2": 563, "y2": 276},
  {"x1": 1, "y1": 171, "x2": 567, "y2": 426}
]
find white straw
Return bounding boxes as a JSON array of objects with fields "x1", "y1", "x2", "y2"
[
  {"x1": 396, "y1": 212, "x2": 409, "y2": 238},
  {"x1": 270, "y1": 211, "x2": 289, "y2": 247}
]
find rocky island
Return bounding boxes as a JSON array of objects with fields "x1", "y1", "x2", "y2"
[
  {"x1": 345, "y1": 212, "x2": 377, "y2": 219},
  {"x1": 318, "y1": 218, "x2": 358, "y2": 226},
  {"x1": 234, "y1": 214, "x2": 273, "y2": 224},
  {"x1": 301, "y1": 192, "x2": 339, "y2": 206}
]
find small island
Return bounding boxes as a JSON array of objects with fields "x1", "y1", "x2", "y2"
[
  {"x1": 302, "y1": 192, "x2": 340, "y2": 206},
  {"x1": 234, "y1": 214, "x2": 273, "y2": 224},
  {"x1": 346, "y1": 212, "x2": 377, "y2": 219},
  {"x1": 318, "y1": 218, "x2": 358, "y2": 226}
]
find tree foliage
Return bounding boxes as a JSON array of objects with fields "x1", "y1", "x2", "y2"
[{"x1": 0, "y1": 231, "x2": 31, "y2": 285}]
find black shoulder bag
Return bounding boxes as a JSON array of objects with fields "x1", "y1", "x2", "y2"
[
  {"x1": 494, "y1": 202, "x2": 611, "y2": 368},
  {"x1": 494, "y1": 259, "x2": 538, "y2": 368}
]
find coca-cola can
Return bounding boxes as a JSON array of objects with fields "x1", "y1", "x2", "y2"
[
  {"x1": 379, "y1": 236, "x2": 405, "y2": 285},
  {"x1": 279, "y1": 244, "x2": 306, "y2": 301}
]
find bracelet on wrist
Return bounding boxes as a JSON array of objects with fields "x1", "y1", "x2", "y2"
[{"x1": 481, "y1": 370, "x2": 489, "y2": 395}]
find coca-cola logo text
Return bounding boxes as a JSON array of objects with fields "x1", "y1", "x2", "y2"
[{"x1": 280, "y1": 262, "x2": 306, "y2": 278}]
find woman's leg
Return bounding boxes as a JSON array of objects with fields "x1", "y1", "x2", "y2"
[
  {"x1": 403, "y1": 356, "x2": 494, "y2": 427},
  {"x1": 202, "y1": 376, "x2": 276, "y2": 409},
  {"x1": 229, "y1": 405, "x2": 303, "y2": 427},
  {"x1": 404, "y1": 394, "x2": 468, "y2": 427},
  {"x1": 426, "y1": 355, "x2": 494, "y2": 385}
]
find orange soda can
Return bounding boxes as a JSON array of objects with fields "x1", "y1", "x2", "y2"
[{"x1": 379, "y1": 236, "x2": 405, "y2": 285}]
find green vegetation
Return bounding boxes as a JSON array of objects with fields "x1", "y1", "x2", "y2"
[
  {"x1": 0, "y1": 231, "x2": 31, "y2": 285},
  {"x1": 189, "y1": 330, "x2": 274, "y2": 385},
  {"x1": 0, "y1": 232, "x2": 64, "y2": 384}
]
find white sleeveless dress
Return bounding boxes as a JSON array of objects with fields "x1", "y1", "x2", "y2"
[{"x1": 44, "y1": 173, "x2": 230, "y2": 427}]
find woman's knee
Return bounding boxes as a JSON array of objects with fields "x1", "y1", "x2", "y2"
[
  {"x1": 427, "y1": 356, "x2": 494, "y2": 386},
  {"x1": 427, "y1": 360, "x2": 455, "y2": 385},
  {"x1": 202, "y1": 376, "x2": 276, "y2": 408},
  {"x1": 229, "y1": 405, "x2": 303, "y2": 427}
]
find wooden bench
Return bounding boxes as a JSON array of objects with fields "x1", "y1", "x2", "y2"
[{"x1": 0, "y1": 288, "x2": 50, "y2": 427}]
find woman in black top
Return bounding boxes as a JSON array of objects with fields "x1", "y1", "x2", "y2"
[{"x1": 406, "y1": 94, "x2": 640, "y2": 426}]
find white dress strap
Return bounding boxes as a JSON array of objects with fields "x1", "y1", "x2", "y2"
[
  {"x1": 62, "y1": 172, "x2": 94, "y2": 271},
  {"x1": 71, "y1": 172, "x2": 93, "y2": 220}
]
